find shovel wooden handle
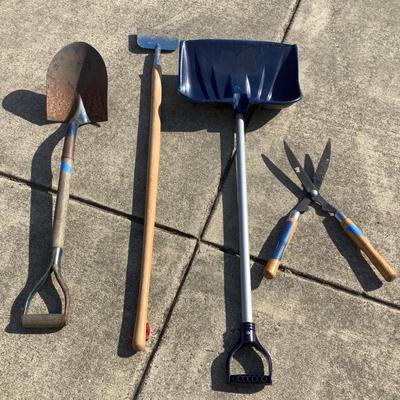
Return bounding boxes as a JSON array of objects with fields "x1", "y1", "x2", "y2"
[
  {"x1": 132, "y1": 65, "x2": 162, "y2": 351},
  {"x1": 52, "y1": 123, "x2": 77, "y2": 248},
  {"x1": 336, "y1": 212, "x2": 397, "y2": 282}
]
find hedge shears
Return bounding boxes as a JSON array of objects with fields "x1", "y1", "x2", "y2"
[{"x1": 264, "y1": 140, "x2": 397, "y2": 282}]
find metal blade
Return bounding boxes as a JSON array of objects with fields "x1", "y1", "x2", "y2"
[
  {"x1": 137, "y1": 31, "x2": 179, "y2": 51},
  {"x1": 313, "y1": 139, "x2": 331, "y2": 189},
  {"x1": 313, "y1": 194, "x2": 337, "y2": 214},
  {"x1": 295, "y1": 196, "x2": 311, "y2": 213},
  {"x1": 304, "y1": 154, "x2": 315, "y2": 180},
  {"x1": 284, "y1": 141, "x2": 317, "y2": 195},
  {"x1": 47, "y1": 42, "x2": 108, "y2": 122}
]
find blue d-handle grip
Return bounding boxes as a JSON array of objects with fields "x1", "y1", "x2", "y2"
[
  {"x1": 265, "y1": 211, "x2": 300, "y2": 279},
  {"x1": 335, "y1": 211, "x2": 397, "y2": 282}
]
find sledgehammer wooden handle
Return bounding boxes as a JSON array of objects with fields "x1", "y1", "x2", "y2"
[{"x1": 132, "y1": 65, "x2": 162, "y2": 351}]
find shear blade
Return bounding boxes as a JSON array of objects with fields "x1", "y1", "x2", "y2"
[
  {"x1": 313, "y1": 140, "x2": 331, "y2": 189},
  {"x1": 284, "y1": 141, "x2": 316, "y2": 194}
]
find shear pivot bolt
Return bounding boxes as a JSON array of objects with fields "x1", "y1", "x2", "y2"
[{"x1": 311, "y1": 189, "x2": 318, "y2": 197}]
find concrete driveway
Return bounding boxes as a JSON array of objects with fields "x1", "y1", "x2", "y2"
[{"x1": 1, "y1": 0, "x2": 399, "y2": 399}]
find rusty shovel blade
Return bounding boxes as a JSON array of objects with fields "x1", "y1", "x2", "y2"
[{"x1": 46, "y1": 41, "x2": 108, "y2": 122}]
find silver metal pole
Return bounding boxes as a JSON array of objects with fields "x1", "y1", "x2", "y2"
[{"x1": 235, "y1": 113, "x2": 253, "y2": 323}]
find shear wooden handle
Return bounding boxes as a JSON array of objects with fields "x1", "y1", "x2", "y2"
[
  {"x1": 265, "y1": 211, "x2": 299, "y2": 279},
  {"x1": 132, "y1": 65, "x2": 162, "y2": 351},
  {"x1": 52, "y1": 123, "x2": 77, "y2": 248},
  {"x1": 336, "y1": 212, "x2": 397, "y2": 282},
  {"x1": 21, "y1": 314, "x2": 66, "y2": 329}
]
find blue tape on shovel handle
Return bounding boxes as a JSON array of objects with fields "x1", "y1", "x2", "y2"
[{"x1": 61, "y1": 160, "x2": 74, "y2": 174}]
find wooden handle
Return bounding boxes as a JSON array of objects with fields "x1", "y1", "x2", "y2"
[
  {"x1": 21, "y1": 314, "x2": 66, "y2": 329},
  {"x1": 265, "y1": 213, "x2": 299, "y2": 279},
  {"x1": 52, "y1": 124, "x2": 77, "y2": 248},
  {"x1": 132, "y1": 65, "x2": 162, "y2": 351},
  {"x1": 340, "y1": 216, "x2": 397, "y2": 282},
  {"x1": 265, "y1": 259, "x2": 280, "y2": 279}
]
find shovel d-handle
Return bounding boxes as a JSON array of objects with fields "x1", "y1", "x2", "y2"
[
  {"x1": 21, "y1": 248, "x2": 70, "y2": 329},
  {"x1": 226, "y1": 323, "x2": 272, "y2": 385},
  {"x1": 265, "y1": 210, "x2": 300, "y2": 279},
  {"x1": 52, "y1": 121, "x2": 78, "y2": 249},
  {"x1": 132, "y1": 63, "x2": 162, "y2": 351},
  {"x1": 21, "y1": 313, "x2": 66, "y2": 329},
  {"x1": 335, "y1": 211, "x2": 397, "y2": 282}
]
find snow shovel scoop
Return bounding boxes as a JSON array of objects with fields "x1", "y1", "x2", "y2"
[
  {"x1": 21, "y1": 42, "x2": 107, "y2": 329},
  {"x1": 178, "y1": 39, "x2": 302, "y2": 385},
  {"x1": 132, "y1": 33, "x2": 179, "y2": 351}
]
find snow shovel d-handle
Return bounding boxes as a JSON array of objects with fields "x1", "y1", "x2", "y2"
[
  {"x1": 21, "y1": 42, "x2": 107, "y2": 329},
  {"x1": 179, "y1": 39, "x2": 302, "y2": 385}
]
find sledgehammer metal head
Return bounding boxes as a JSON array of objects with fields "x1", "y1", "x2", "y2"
[{"x1": 137, "y1": 32, "x2": 179, "y2": 65}]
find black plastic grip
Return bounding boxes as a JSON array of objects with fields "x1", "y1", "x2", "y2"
[
  {"x1": 229, "y1": 374, "x2": 271, "y2": 385},
  {"x1": 226, "y1": 322, "x2": 272, "y2": 386}
]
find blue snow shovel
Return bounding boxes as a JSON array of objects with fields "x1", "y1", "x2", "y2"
[{"x1": 178, "y1": 39, "x2": 302, "y2": 386}]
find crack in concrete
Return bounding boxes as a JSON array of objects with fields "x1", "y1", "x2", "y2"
[
  {"x1": 201, "y1": 237, "x2": 400, "y2": 312},
  {"x1": 131, "y1": 241, "x2": 200, "y2": 400},
  {"x1": 281, "y1": 0, "x2": 302, "y2": 43}
]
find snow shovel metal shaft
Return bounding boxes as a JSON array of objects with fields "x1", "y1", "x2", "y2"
[
  {"x1": 179, "y1": 39, "x2": 302, "y2": 385},
  {"x1": 21, "y1": 42, "x2": 107, "y2": 329},
  {"x1": 132, "y1": 33, "x2": 179, "y2": 351}
]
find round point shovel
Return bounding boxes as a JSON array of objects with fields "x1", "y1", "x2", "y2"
[{"x1": 21, "y1": 42, "x2": 108, "y2": 329}]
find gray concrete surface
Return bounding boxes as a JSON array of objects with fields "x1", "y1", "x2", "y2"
[
  {"x1": 138, "y1": 244, "x2": 400, "y2": 399},
  {"x1": 0, "y1": 0, "x2": 399, "y2": 399},
  {"x1": 0, "y1": 178, "x2": 196, "y2": 399}
]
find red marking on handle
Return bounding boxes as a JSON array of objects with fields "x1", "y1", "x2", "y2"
[{"x1": 146, "y1": 322, "x2": 151, "y2": 341}]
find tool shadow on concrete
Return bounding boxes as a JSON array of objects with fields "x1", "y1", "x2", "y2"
[
  {"x1": 3, "y1": 91, "x2": 68, "y2": 334},
  {"x1": 2, "y1": 90, "x2": 49, "y2": 126},
  {"x1": 256, "y1": 154, "x2": 383, "y2": 292}
]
